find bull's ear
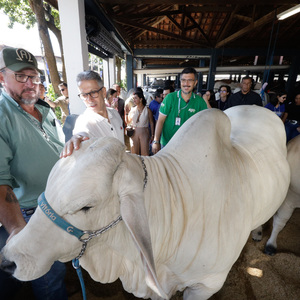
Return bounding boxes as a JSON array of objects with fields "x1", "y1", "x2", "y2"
[{"x1": 120, "y1": 192, "x2": 168, "y2": 299}]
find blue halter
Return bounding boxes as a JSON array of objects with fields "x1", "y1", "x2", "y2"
[
  {"x1": 38, "y1": 192, "x2": 122, "y2": 300},
  {"x1": 38, "y1": 193, "x2": 85, "y2": 239}
]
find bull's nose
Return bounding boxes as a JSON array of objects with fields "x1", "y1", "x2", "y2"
[{"x1": 0, "y1": 258, "x2": 16, "y2": 275}]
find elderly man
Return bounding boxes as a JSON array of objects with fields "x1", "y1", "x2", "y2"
[
  {"x1": 0, "y1": 47, "x2": 67, "y2": 299},
  {"x1": 61, "y1": 71, "x2": 124, "y2": 157},
  {"x1": 152, "y1": 67, "x2": 207, "y2": 154},
  {"x1": 225, "y1": 76, "x2": 262, "y2": 108}
]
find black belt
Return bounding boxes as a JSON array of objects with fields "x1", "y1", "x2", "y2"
[{"x1": 21, "y1": 207, "x2": 36, "y2": 216}]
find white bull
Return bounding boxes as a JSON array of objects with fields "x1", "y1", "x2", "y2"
[
  {"x1": 264, "y1": 135, "x2": 300, "y2": 255},
  {"x1": 0, "y1": 106, "x2": 290, "y2": 300}
]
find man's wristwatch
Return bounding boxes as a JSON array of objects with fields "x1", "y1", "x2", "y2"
[{"x1": 153, "y1": 140, "x2": 160, "y2": 144}]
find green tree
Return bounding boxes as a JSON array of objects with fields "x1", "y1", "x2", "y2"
[{"x1": 0, "y1": 0, "x2": 65, "y2": 95}]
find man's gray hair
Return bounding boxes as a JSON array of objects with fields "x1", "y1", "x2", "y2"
[{"x1": 76, "y1": 70, "x2": 103, "y2": 88}]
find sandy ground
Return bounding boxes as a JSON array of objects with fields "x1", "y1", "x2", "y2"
[{"x1": 15, "y1": 208, "x2": 300, "y2": 300}]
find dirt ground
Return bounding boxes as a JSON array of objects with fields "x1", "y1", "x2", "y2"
[{"x1": 16, "y1": 209, "x2": 300, "y2": 300}]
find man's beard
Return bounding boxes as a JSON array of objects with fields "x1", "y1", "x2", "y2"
[
  {"x1": 20, "y1": 97, "x2": 38, "y2": 105},
  {"x1": 182, "y1": 88, "x2": 192, "y2": 95},
  {"x1": 11, "y1": 88, "x2": 39, "y2": 105}
]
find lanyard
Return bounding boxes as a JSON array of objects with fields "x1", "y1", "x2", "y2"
[{"x1": 177, "y1": 90, "x2": 194, "y2": 117}]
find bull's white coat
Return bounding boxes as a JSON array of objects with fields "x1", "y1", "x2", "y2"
[
  {"x1": 1, "y1": 106, "x2": 290, "y2": 300},
  {"x1": 265, "y1": 134, "x2": 300, "y2": 254}
]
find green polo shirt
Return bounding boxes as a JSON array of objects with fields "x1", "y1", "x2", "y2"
[
  {"x1": 0, "y1": 91, "x2": 64, "y2": 208},
  {"x1": 159, "y1": 90, "x2": 207, "y2": 145}
]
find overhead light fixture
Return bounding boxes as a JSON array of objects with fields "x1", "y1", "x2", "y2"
[{"x1": 277, "y1": 4, "x2": 300, "y2": 20}]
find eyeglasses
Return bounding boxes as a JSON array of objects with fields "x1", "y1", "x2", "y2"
[
  {"x1": 7, "y1": 70, "x2": 40, "y2": 84},
  {"x1": 78, "y1": 87, "x2": 103, "y2": 100},
  {"x1": 180, "y1": 79, "x2": 195, "y2": 83},
  {"x1": 220, "y1": 90, "x2": 227, "y2": 93}
]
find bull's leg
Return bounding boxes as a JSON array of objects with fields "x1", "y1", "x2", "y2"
[
  {"x1": 264, "y1": 189, "x2": 299, "y2": 255},
  {"x1": 183, "y1": 273, "x2": 227, "y2": 300},
  {"x1": 251, "y1": 225, "x2": 263, "y2": 241}
]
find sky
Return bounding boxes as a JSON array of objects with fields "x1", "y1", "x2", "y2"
[{"x1": 0, "y1": 11, "x2": 60, "y2": 56}]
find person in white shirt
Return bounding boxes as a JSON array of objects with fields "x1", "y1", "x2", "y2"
[{"x1": 70, "y1": 71, "x2": 124, "y2": 146}]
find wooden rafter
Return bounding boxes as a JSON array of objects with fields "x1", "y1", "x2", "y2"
[
  {"x1": 99, "y1": 0, "x2": 299, "y2": 4},
  {"x1": 185, "y1": 12, "x2": 212, "y2": 46},
  {"x1": 216, "y1": 5, "x2": 239, "y2": 42},
  {"x1": 134, "y1": 16, "x2": 169, "y2": 40},
  {"x1": 114, "y1": 17, "x2": 208, "y2": 47},
  {"x1": 234, "y1": 14, "x2": 253, "y2": 23},
  {"x1": 216, "y1": 8, "x2": 277, "y2": 48},
  {"x1": 166, "y1": 14, "x2": 184, "y2": 31}
]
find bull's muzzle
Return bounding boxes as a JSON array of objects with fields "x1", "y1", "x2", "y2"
[{"x1": 0, "y1": 253, "x2": 16, "y2": 275}]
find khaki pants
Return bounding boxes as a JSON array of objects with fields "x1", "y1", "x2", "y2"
[{"x1": 130, "y1": 127, "x2": 150, "y2": 156}]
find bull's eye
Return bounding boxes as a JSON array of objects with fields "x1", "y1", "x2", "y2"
[{"x1": 81, "y1": 206, "x2": 92, "y2": 212}]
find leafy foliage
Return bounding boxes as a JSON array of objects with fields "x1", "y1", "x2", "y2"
[
  {"x1": 0, "y1": 0, "x2": 36, "y2": 29},
  {"x1": 0, "y1": 0, "x2": 60, "y2": 29},
  {"x1": 46, "y1": 83, "x2": 62, "y2": 120}
]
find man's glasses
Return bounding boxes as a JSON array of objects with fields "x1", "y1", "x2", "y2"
[
  {"x1": 8, "y1": 71, "x2": 40, "y2": 84},
  {"x1": 220, "y1": 90, "x2": 227, "y2": 93},
  {"x1": 180, "y1": 79, "x2": 195, "y2": 83},
  {"x1": 78, "y1": 87, "x2": 103, "y2": 100}
]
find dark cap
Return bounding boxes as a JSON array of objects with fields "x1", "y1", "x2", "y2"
[{"x1": 0, "y1": 47, "x2": 42, "y2": 74}]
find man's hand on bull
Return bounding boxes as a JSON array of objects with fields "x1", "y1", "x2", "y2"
[{"x1": 60, "y1": 133, "x2": 89, "y2": 158}]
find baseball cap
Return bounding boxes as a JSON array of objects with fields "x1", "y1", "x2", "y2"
[{"x1": 0, "y1": 47, "x2": 42, "y2": 74}]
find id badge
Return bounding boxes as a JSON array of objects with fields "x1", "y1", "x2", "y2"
[{"x1": 175, "y1": 117, "x2": 181, "y2": 126}]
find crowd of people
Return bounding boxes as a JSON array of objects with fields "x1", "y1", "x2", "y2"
[
  {"x1": 0, "y1": 45, "x2": 299, "y2": 299},
  {"x1": 35, "y1": 65, "x2": 300, "y2": 152}
]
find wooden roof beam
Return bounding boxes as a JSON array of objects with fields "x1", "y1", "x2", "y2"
[
  {"x1": 234, "y1": 14, "x2": 253, "y2": 23},
  {"x1": 185, "y1": 12, "x2": 212, "y2": 46},
  {"x1": 134, "y1": 16, "x2": 169, "y2": 39},
  {"x1": 216, "y1": 9, "x2": 277, "y2": 48},
  {"x1": 166, "y1": 14, "x2": 184, "y2": 31},
  {"x1": 216, "y1": 5, "x2": 240, "y2": 41},
  {"x1": 99, "y1": 0, "x2": 299, "y2": 4},
  {"x1": 115, "y1": 18, "x2": 208, "y2": 47},
  {"x1": 120, "y1": 6, "x2": 233, "y2": 19}
]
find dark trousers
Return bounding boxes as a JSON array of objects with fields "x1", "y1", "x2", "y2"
[{"x1": 0, "y1": 209, "x2": 68, "y2": 300}]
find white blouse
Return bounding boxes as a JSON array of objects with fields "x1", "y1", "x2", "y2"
[{"x1": 129, "y1": 106, "x2": 149, "y2": 128}]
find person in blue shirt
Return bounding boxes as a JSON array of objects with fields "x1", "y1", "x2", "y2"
[
  {"x1": 264, "y1": 91, "x2": 287, "y2": 118},
  {"x1": 149, "y1": 88, "x2": 163, "y2": 123}
]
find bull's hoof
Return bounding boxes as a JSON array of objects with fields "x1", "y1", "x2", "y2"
[
  {"x1": 252, "y1": 231, "x2": 262, "y2": 242},
  {"x1": 264, "y1": 244, "x2": 277, "y2": 256},
  {"x1": 0, "y1": 259, "x2": 16, "y2": 275}
]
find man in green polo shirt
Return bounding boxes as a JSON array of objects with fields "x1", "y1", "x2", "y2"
[
  {"x1": 0, "y1": 47, "x2": 67, "y2": 299},
  {"x1": 152, "y1": 67, "x2": 208, "y2": 154}
]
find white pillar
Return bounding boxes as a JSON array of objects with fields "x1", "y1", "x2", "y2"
[
  {"x1": 108, "y1": 57, "x2": 116, "y2": 87},
  {"x1": 136, "y1": 59, "x2": 143, "y2": 87},
  {"x1": 102, "y1": 59, "x2": 110, "y2": 88},
  {"x1": 58, "y1": 0, "x2": 88, "y2": 114}
]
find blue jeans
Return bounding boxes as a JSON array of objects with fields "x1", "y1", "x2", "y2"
[{"x1": 0, "y1": 209, "x2": 68, "y2": 300}]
